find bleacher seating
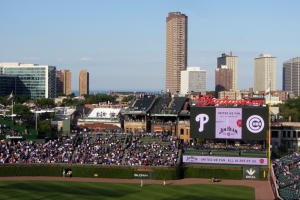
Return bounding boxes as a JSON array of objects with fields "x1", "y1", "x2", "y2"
[
  {"x1": 151, "y1": 97, "x2": 172, "y2": 114},
  {"x1": 0, "y1": 130, "x2": 178, "y2": 167},
  {"x1": 132, "y1": 97, "x2": 155, "y2": 111},
  {"x1": 273, "y1": 153, "x2": 300, "y2": 199}
]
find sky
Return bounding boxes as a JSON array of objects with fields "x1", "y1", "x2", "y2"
[{"x1": 1, "y1": 0, "x2": 300, "y2": 93}]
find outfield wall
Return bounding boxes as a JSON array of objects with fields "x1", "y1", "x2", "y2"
[{"x1": 0, "y1": 164, "x2": 268, "y2": 181}]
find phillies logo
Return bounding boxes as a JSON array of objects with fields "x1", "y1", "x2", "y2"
[{"x1": 195, "y1": 114, "x2": 209, "y2": 132}]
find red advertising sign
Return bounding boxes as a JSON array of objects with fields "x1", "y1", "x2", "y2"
[{"x1": 196, "y1": 94, "x2": 265, "y2": 107}]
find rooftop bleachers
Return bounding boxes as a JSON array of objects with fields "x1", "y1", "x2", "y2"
[
  {"x1": 170, "y1": 97, "x2": 186, "y2": 114},
  {"x1": 132, "y1": 97, "x2": 155, "y2": 111},
  {"x1": 151, "y1": 97, "x2": 172, "y2": 114}
]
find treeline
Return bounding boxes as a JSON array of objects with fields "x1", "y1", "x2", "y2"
[{"x1": 275, "y1": 97, "x2": 300, "y2": 122}]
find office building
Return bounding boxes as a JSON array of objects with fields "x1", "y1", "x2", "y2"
[
  {"x1": 254, "y1": 54, "x2": 276, "y2": 92},
  {"x1": 283, "y1": 57, "x2": 300, "y2": 97},
  {"x1": 180, "y1": 67, "x2": 206, "y2": 95},
  {"x1": 215, "y1": 65, "x2": 233, "y2": 98},
  {"x1": 0, "y1": 75, "x2": 20, "y2": 97},
  {"x1": 166, "y1": 12, "x2": 188, "y2": 94},
  {"x1": 217, "y1": 52, "x2": 238, "y2": 90},
  {"x1": 79, "y1": 70, "x2": 89, "y2": 96},
  {"x1": 0, "y1": 62, "x2": 56, "y2": 98}
]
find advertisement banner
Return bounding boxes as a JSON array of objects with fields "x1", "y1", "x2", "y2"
[
  {"x1": 133, "y1": 171, "x2": 154, "y2": 179},
  {"x1": 183, "y1": 155, "x2": 268, "y2": 166},
  {"x1": 190, "y1": 107, "x2": 268, "y2": 140},
  {"x1": 243, "y1": 166, "x2": 260, "y2": 180},
  {"x1": 215, "y1": 108, "x2": 242, "y2": 139}
]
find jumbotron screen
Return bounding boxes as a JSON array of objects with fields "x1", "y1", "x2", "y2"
[{"x1": 190, "y1": 107, "x2": 268, "y2": 140}]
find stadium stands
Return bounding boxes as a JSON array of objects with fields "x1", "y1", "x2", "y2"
[
  {"x1": 151, "y1": 97, "x2": 172, "y2": 114},
  {"x1": 0, "y1": 131, "x2": 179, "y2": 167},
  {"x1": 273, "y1": 153, "x2": 300, "y2": 199}
]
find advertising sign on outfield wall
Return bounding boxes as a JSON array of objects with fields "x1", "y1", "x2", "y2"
[
  {"x1": 183, "y1": 155, "x2": 268, "y2": 166},
  {"x1": 242, "y1": 166, "x2": 260, "y2": 180},
  {"x1": 190, "y1": 107, "x2": 268, "y2": 140},
  {"x1": 133, "y1": 171, "x2": 155, "y2": 179}
]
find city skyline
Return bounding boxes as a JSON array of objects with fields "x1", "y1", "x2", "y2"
[{"x1": 1, "y1": 1, "x2": 300, "y2": 92}]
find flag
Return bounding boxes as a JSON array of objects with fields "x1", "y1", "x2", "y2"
[
  {"x1": 7, "y1": 92, "x2": 13, "y2": 100},
  {"x1": 265, "y1": 88, "x2": 270, "y2": 93}
]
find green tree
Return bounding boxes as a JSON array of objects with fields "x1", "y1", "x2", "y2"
[
  {"x1": 13, "y1": 94, "x2": 31, "y2": 104},
  {"x1": 8, "y1": 104, "x2": 31, "y2": 120},
  {"x1": 122, "y1": 95, "x2": 134, "y2": 102},
  {"x1": 36, "y1": 98, "x2": 55, "y2": 108},
  {"x1": 38, "y1": 120, "x2": 58, "y2": 137},
  {"x1": 277, "y1": 97, "x2": 300, "y2": 121},
  {"x1": 49, "y1": 112, "x2": 56, "y2": 119},
  {"x1": 56, "y1": 93, "x2": 65, "y2": 97},
  {"x1": 206, "y1": 91, "x2": 215, "y2": 97}
]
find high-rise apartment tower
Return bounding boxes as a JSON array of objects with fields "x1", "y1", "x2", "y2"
[
  {"x1": 56, "y1": 70, "x2": 72, "y2": 95},
  {"x1": 79, "y1": 70, "x2": 89, "y2": 96},
  {"x1": 254, "y1": 54, "x2": 276, "y2": 92},
  {"x1": 63, "y1": 70, "x2": 72, "y2": 95},
  {"x1": 217, "y1": 52, "x2": 238, "y2": 91},
  {"x1": 166, "y1": 12, "x2": 188, "y2": 94},
  {"x1": 215, "y1": 65, "x2": 233, "y2": 98},
  {"x1": 283, "y1": 57, "x2": 300, "y2": 97}
]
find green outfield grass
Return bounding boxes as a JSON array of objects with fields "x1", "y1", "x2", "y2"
[{"x1": 0, "y1": 181, "x2": 255, "y2": 200}]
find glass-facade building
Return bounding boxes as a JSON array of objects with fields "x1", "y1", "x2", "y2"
[{"x1": 0, "y1": 63, "x2": 56, "y2": 98}]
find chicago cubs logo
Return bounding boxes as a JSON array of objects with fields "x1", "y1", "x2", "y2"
[{"x1": 246, "y1": 115, "x2": 264, "y2": 133}]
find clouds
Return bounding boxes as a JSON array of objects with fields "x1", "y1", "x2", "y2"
[
  {"x1": 23, "y1": 57, "x2": 39, "y2": 61},
  {"x1": 80, "y1": 57, "x2": 92, "y2": 61}
]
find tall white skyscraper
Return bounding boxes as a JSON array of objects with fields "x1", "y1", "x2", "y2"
[
  {"x1": 254, "y1": 54, "x2": 276, "y2": 92},
  {"x1": 180, "y1": 67, "x2": 206, "y2": 95},
  {"x1": 217, "y1": 52, "x2": 238, "y2": 90},
  {"x1": 283, "y1": 57, "x2": 300, "y2": 97}
]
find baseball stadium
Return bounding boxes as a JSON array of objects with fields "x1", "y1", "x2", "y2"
[{"x1": 0, "y1": 93, "x2": 281, "y2": 199}]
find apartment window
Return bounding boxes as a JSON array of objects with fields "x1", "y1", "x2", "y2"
[
  {"x1": 283, "y1": 131, "x2": 286, "y2": 138},
  {"x1": 180, "y1": 129, "x2": 184, "y2": 135},
  {"x1": 287, "y1": 131, "x2": 291, "y2": 138},
  {"x1": 271, "y1": 131, "x2": 278, "y2": 138},
  {"x1": 293, "y1": 131, "x2": 297, "y2": 138}
]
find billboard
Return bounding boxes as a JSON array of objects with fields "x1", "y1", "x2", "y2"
[
  {"x1": 183, "y1": 155, "x2": 267, "y2": 166},
  {"x1": 190, "y1": 107, "x2": 268, "y2": 140},
  {"x1": 242, "y1": 166, "x2": 260, "y2": 180}
]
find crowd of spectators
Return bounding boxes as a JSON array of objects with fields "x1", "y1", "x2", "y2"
[
  {"x1": 0, "y1": 131, "x2": 180, "y2": 167},
  {"x1": 124, "y1": 132, "x2": 179, "y2": 167},
  {"x1": 272, "y1": 152, "x2": 300, "y2": 199},
  {"x1": 72, "y1": 132, "x2": 126, "y2": 165}
]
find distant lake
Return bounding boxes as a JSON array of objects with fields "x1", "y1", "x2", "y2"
[{"x1": 72, "y1": 90, "x2": 162, "y2": 96}]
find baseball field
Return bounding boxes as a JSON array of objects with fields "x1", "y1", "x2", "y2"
[{"x1": 0, "y1": 180, "x2": 254, "y2": 200}]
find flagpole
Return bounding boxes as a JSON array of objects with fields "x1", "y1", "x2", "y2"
[{"x1": 12, "y1": 98, "x2": 13, "y2": 121}]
